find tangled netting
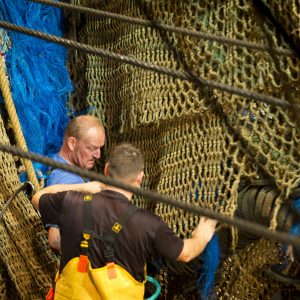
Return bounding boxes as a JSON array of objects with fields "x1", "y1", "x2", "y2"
[
  {"x1": 216, "y1": 239, "x2": 283, "y2": 299},
  {"x1": 0, "y1": 1, "x2": 71, "y2": 298},
  {"x1": 0, "y1": 115, "x2": 58, "y2": 299},
  {"x1": 0, "y1": 0, "x2": 72, "y2": 159},
  {"x1": 67, "y1": 0, "x2": 300, "y2": 298}
]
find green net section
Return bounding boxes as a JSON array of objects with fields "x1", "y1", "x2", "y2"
[{"x1": 68, "y1": 0, "x2": 300, "y2": 297}]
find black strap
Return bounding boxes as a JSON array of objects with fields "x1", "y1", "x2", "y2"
[
  {"x1": 79, "y1": 195, "x2": 93, "y2": 256},
  {"x1": 81, "y1": 194, "x2": 138, "y2": 262},
  {"x1": 104, "y1": 205, "x2": 138, "y2": 242},
  {"x1": 83, "y1": 195, "x2": 93, "y2": 232},
  {"x1": 103, "y1": 205, "x2": 138, "y2": 262}
]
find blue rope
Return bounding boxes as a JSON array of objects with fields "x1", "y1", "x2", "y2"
[
  {"x1": 198, "y1": 234, "x2": 219, "y2": 299},
  {"x1": 0, "y1": 0, "x2": 73, "y2": 180}
]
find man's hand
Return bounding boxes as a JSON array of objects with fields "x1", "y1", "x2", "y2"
[
  {"x1": 81, "y1": 181, "x2": 105, "y2": 194},
  {"x1": 32, "y1": 181, "x2": 105, "y2": 210},
  {"x1": 192, "y1": 217, "x2": 217, "y2": 244},
  {"x1": 177, "y1": 217, "x2": 217, "y2": 263}
]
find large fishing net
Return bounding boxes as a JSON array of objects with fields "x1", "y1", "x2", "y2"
[
  {"x1": 0, "y1": 3, "x2": 66, "y2": 298},
  {"x1": 67, "y1": 0, "x2": 300, "y2": 298},
  {"x1": 0, "y1": 114, "x2": 58, "y2": 299},
  {"x1": 0, "y1": 0, "x2": 299, "y2": 298}
]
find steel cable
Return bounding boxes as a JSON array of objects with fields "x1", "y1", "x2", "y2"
[
  {"x1": 29, "y1": 0, "x2": 296, "y2": 57},
  {"x1": 0, "y1": 21, "x2": 297, "y2": 111},
  {"x1": 0, "y1": 181, "x2": 34, "y2": 222},
  {"x1": 0, "y1": 142, "x2": 300, "y2": 249}
]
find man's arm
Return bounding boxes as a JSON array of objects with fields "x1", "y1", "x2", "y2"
[
  {"x1": 177, "y1": 217, "x2": 217, "y2": 262},
  {"x1": 48, "y1": 227, "x2": 61, "y2": 251},
  {"x1": 32, "y1": 181, "x2": 104, "y2": 210}
]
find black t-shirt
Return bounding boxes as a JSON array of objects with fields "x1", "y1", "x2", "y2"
[{"x1": 39, "y1": 189, "x2": 183, "y2": 281}]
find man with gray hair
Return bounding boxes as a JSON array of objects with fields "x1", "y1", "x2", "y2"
[
  {"x1": 46, "y1": 115, "x2": 105, "y2": 186},
  {"x1": 46, "y1": 115, "x2": 106, "y2": 250}
]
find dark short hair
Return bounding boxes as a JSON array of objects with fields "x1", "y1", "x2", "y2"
[
  {"x1": 64, "y1": 115, "x2": 104, "y2": 140},
  {"x1": 108, "y1": 143, "x2": 144, "y2": 181}
]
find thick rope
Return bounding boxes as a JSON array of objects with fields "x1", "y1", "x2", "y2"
[
  {"x1": 0, "y1": 57, "x2": 39, "y2": 191},
  {"x1": 29, "y1": 0, "x2": 296, "y2": 57},
  {"x1": 0, "y1": 21, "x2": 298, "y2": 112},
  {"x1": 1, "y1": 142, "x2": 300, "y2": 249},
  {"x1": 269, "y1": 196, "x2": 282, "y2": 231}
]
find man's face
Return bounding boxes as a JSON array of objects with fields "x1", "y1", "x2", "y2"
[{"x1": 71, "y1": 127, "x2": 105, "y2": 169}]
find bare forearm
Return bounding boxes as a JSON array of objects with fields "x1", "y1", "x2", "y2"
[
  {"x1": 32, "y1": 181, "x2": 103, "y2": 210},
  {"x1": 177, "y1": 237, "x2": 209, "y2": 262},
  {"x1": 32, "y1": 183, "x2": 84, "y2": 210},
  {"x1": 177, "y1": 217, "x2": 217, "y2": 262},
  {"x1": 48, "y1": 227, "x2": 61, "y2": 251},
  {"x1": 38, "y1": 183, "x2": 88, "y2": 197}
]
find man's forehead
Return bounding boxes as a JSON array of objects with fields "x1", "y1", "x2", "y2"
[
  {"x1": 80, "y1": 133, "x2": 105, "y2": 146},
  {"x1": 81, "y1": 126, "x2": 104, "y2": 138}
]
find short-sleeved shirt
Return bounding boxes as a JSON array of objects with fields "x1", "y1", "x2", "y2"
[
  {"x1": 46, "y1": 153, "x2": 88, "y2": 186},
  {"x1": 39, "y1": 190, "x2": 184, "y2": 281}
]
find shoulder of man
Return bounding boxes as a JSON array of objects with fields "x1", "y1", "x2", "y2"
[
  {"x1": 130, "y1": 206, "x2": 163, "y2": 227},
  {"x1": 47, "y1": 169, "x2": 86, "y2": 186},
  {"x1": 58, "y1": 190, "x2": 86, "y2": 209}
]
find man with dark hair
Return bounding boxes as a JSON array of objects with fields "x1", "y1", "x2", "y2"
[
  {"x1": 32, "y1": 143, "x2": 216, "y2": 299},
  {"x1": 46, "y1": 115, "x2": 106, "y2": 250}
]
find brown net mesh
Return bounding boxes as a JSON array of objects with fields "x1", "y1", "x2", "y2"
[
  {"x1": 216, "y1": 239, "x2": 283, "y2": 299},
  {"x1": 261, "y1": 0, "x2": 300, "y2": 49},
  {"x1": 0, "y1": 263, "x2": 9, "y2": 299},
  {"x1": 66, "y1": 0, "x2": 300, "y2": 298},
  {"x1": 0, "y1": 0, "x2": 299, "y2": 298},
  {"x1": 0, "y1": 114, "x2": 58, "y2": 299}
]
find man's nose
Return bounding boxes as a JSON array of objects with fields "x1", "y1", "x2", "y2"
[{"x1": 93, "y1": 148, "x2": 101, "y2": 159}]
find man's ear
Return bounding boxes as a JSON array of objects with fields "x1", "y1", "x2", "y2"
[
  {"x1": 104, "y1": 163, "x2": 109, "y2": 176},
  {"x1": 136, "y1": 171, "x2": 144, "y2": 187},
  {"x1": 67, "y1": 137, "x2": 76, "y2": 151}
]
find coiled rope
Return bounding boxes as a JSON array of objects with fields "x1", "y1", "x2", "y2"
[
  {"x1": 0, "y1": 20, "x2": 297, "y2": 112},
  {"x1": 0, "y1": 56, "x2": 40, "y2": 191},
  {"x1": 0, "y1": 142, "x2": 300, "y2": 249}
]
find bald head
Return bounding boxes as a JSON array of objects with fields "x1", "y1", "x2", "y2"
[
  {"x1": 60, "y1": 115, "x2": 106, "y2": 169},
  {"x1": 64, "y1": 115, "x2": 104, "y2": 141}
]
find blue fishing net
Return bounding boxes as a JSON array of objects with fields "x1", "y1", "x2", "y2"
[
  {"x1": 198, "y1": 234, "x2": 219, "y2": 299},
  {"x1": 0, "y1": 0, "x2": 73, "y2": 177}
]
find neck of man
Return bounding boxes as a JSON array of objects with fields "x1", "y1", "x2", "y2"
[
  {"x1": 59, "y1": 145, "x2": 74, "y2": 165},
  {"x1": 105, "y1": 185, "x2": 134, "y2": 201}
]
